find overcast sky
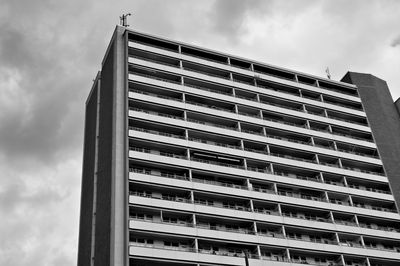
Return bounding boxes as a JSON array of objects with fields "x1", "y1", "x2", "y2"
[{"x1": 0, "y1": 0, "x2": 399, "y2": 265}]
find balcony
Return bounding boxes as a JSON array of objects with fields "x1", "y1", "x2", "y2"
[
  {"x1": 352, "y1": 196, "x2": 397, "y2": 213},
  {"x1": 323, "y1": 94, "x2": 363, "y2": 111},
  {"x1": 129, "y1": 49, "x2": 181, "y2": 68},
  {"x1": 326, "y1": 110, "x2": 368, "y2": 127},
  {"x1": 129, "y1": 64, "x2": 182, "y2": 84},
  {"x1": 184, "y1": 77, "x2": 233, "y2": 96},
  {"x1": 182, "y1": 61, "x2": 231, "y2": 80},
  {"x1": 263, "y1": 111, "x2": 308, "y2": 129},
  {"x1": 129, "y1": 85, "x2": 183, "y2": 102},
  {"x1": 289, "y1": 252, "x2": 341, "y2": 266},
  {"x1": 281, "y1": 205, "x2": 332, "y2": 224},
  {"x1": 194, "y1": 192, "x2": 252, "y2": 212},
  {"x1": 128, "y1": 140, "x2": 390, "y2": 205},
  {"x1": 129, "y1": 33, "x2": 180, "y2": 52},
  {"x1": 332, "y1": 212, "x2": 358, "y2": 227},
  {"x1": 358, "y1": 216, "x2": 400, "y2": 233},
  {"x1": 286, "y1": 228, "x2": 337, "y2": 245},
  {"x1": 181, "y1": 45, "x2": 228, "y2": 64}
]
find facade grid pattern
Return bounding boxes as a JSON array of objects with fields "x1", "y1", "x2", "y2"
[{"x1": 78, "y1": 26, "x2": 400, "y2": 266}]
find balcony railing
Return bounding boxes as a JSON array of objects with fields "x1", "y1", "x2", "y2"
[
  {"x1": 282, "y1": 212, "x2": 332, "y2": 223},
  {"x1": 130, "y1": 168, "x2": 189, "y2": 181},
  {"x1": 192, "y1": 177, "x2": 247, "y2": 190},
  {"x1": 130, "y1": 107, "x2": 184, "y2": 120},
  {"x1": 191, "y1": 157, "x2": 244, "y2": 169},
  {"x1": 184, "y1": 82, "x2": 233, "y2": 96},
  {"x1": 182, "y1": 66, "x2": 231, "y2": 80},
  {"x1": 129, "y1": 83, "x2": 374, "y2": 150},
  {"x1": 129, "y1": 126, "x2": 185, "y2": 139},
  {"x1": 129, "y1": 88, "x2": 182, "y2": 102},
  {"x1": 290, "y1": 258, "x2": 343, "y2": 266},
  {"x1": 352, "y1": 203, "x2": 397, "y2": 213},
  {"x1": 274, "y1": 171, "x2": 322, "y2": 183},
  {"x1": 364, "y1": 244, "x2": 400, "y2": 253},
  {"x1": 341, "y1": 166, "x2": 384, "y2": 176},
  {"x1": 130, "y1": 55, "x2": 180, "y2": 68},
  {"x1": 187, "y1": 118, "x2": 238, "y2": 131},
  {"x1": 263, "y1": 116, "x2": 308, "y2": 129},
  {"x1": 130, "y1": 39, "x2": 179, "y2": 53},
  {"x1": 129, "y1": 70, "x2": 182, "y2": 84},
  {"x1": 278, "y1": 191, "x2": 326, "y2": 202},
  {"x1": 359, "y1": 223, "x2": 400, "y2": 233},
  {"x1": 129, "y1": 147, "x2": 391, "y2": 202},
  {"x1": 185, "y1": 100, "x2": 234, "y2": 113},
  {"x1": 287, "y1": 235, "x2": 337, "y2": 245},
  {"x1": 189, "y1": 137, "x2": 242, "y2": 150},
  {"x1": 129, "y1": 191, "x2": 400, "y2": 234},
  {"x1": 334, "y1": 219, "x2": 358, "y2": 227},
  {"x1": 130, "y1": 146, "x2": 187, "y2": 160}
]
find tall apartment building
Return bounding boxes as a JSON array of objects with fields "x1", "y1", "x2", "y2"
[{"x1": 78, "y1": 25, "x2": 400, "y2": 266}]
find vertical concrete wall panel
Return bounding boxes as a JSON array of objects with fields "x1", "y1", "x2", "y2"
[
  {"x1": 94, "y1": 42, "x2": 114, "y2": 266},
  {"x1": 342, "y1": 72, "x2": 400, "y2": 210},
  {"x1": 77, "y1": 81, "x2": 99, "y2": 266}
]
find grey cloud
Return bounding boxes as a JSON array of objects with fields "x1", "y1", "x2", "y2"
[
  {"x1": 0, "y1": 26, "x2": 34, "y2": 69},
  {"x1": 210, "y1": 0, "x2": 269, "y2": 36},
  {"x1": 208, "y1": 0, "x2": 318, "y2": 41},
  {"x1": 0, "y1": 9, "x2": 95, "y2": 166},
  {"x1": 0, "y1": 177, "x2": 65, "y2": 214},
  {"x1": 0, "y1": 173, "x2": 75, "y2": 266},
  {"x1": 391, "y1": 35, "x2": 400, "y2": 47}
]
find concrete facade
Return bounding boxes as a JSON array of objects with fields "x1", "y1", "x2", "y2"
[{"x1": 78, "y1": 26, "x2": 400, "y2": 266}]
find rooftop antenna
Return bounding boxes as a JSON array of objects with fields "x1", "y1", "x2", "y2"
[
  {"x1": 120, "y1": 13, "x2": 131, "y2": 27},
  {"x1": 325, "y1": 67, "x2": 331, "y2": 79}
]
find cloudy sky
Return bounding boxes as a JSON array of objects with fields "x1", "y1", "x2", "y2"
[{"x1": 0, "y1": 0, "x2": 399, "y2": 265}]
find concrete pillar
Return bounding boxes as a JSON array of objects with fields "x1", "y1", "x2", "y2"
[
  {"x1": 277, "y1": 203, "x2": 282, "y2": 215},
  {"x1": 273, "y1": 183, "x2": 278, "y2": 194},
  {"x1": 253, "y1": 221, "x2": 258, "y2": 234},
  {"x1": 286, "y1": 249, "x2": 291, "y2": 262},
  {"x1": 246, "y1": 178, "x2": 252, "y2": 190},
  {"x1": 188, "y1": 169, "x2": 192, "y2": 181},
  {"x1": 187, "y1": 148, "x2": 191, "y2": 160},
  {"x1": 194, "y1": 238, "x2": 199, "y2": 253},
  {"x1": 256, "y1": 245, "x2": 261, "y2": 258},
  {"x1": 269, "y1": 163, "x2": 274, "y2": 174},
  {"x1": 348, "y1": 194, "x2": 354, "y2": 207},
  {"x1": 319, "y1": 172, "x2": 325, "y2": 183},
  {"x1": 314, "y1": 154, "x2": 320, "y2": 164},
  {"x1": 306, "y1": 120, "x2": 311, "y2": 129},
  {"x1": 243, "y1": 158, "x2": 248, "y2": 170},
  {"x1": 340, "y1": 255, "x2": 346, "y2": 266},
  {"x1": 354, "y1": 215, "x2": 360, "y2": 226},
  {"x1": 192, "y1": 213, "x2": 196, "y2": 226},
  {"x1": 234, "y1": 104, "x2": 239, "y2": 114},
  {"x1": 325, "y1": 191, "x2": 330, "y2": 203},
  {"x1": 249, "y1": 199, "x2": 254, "y2": 212},
  {"x1": 360, "y1": 235, "x2": 366, "y2": 247},
  {"x1": 281, "y1": 225, "x2": 286, "y2": 237},
  {"x1": 237, "y1": 121, "x2": 241, "y2": 131}
]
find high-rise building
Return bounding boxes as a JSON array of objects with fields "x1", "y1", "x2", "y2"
[{"x1": 78, "y1": 25, "x2": 400, "y2": 266}]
